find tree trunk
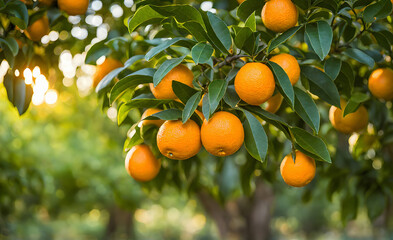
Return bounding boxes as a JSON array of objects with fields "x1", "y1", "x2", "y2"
[
  {"x1": 197, "y1": 180, "x2": 274, "y2": 240},
  {"x1": 103, "y1": 206, "x2": 135, "y2": 240}
]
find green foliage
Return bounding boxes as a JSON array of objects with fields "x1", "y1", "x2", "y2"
[{"x1": 2, "y1": 0, "x2": 393, "y2": 230}]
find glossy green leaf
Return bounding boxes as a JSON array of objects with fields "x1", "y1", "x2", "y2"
[
  {"x1": 191, "y1": 42, "x2": 214, "y2": 65},
  {"x1": 267, "y1": 61, "x2": 295, "y2": 108},
  {"x1": 153, "y1": 56, "x2": 186, "y2": 87},
  {"x1": 144, "y1": 109, "x2": 182, "y2": 120},
  {"x1": 128, "y1": 5, "x2": 164, "y2": 33},
  {"x1": 343, "y1": 48, "x2": 375, "y2": 68},
  {"x1": 290, "y1": 127, "x2": 331, "y2": 163},
  {"x1": 301, "y1": 66, "x2": 341, "y2": 107},
  {"x1": 145, "y1": 37, "x2": 194, "y2": 61},
  {"x1": 324, "y1": 57, "x2": 342, "y2": 80},
  {"x1": 268, "y1": 26, "x2": 301, "y2": 53},
  {"x1": 182, "y1": 92, "x2": 202, "y2": 123},
  {"x1": 223, "y1": 85, "x2": 240, "y2": 108},
  {"x1": 363, "y1": 0, "x2": 392, "y2": 23},
  {"x1": 85, "y1": 41, "x2": 111, "y2": 64},
  {"x1": 208, "y1": 79, "x2": 227, "y2": 115},
  {"x1": 294, "y1": 87, "x2": 320, "y2": 133},
  {"x1": 206, "y1": 12, "x2": 232, "y2": 51},
  {"x1": 243, "y1": 110, "x2": 268, "y2": 162},
  {"x1": 172, "y1": 81, "x2": 198, "y2": 104},
  {"x1": 305, "y1": 21, "x2": 333, "y2": 60},
  {"x1": 244, "y1": 12, "x2": 256, "y2": 31},
  {"x1": 343, "y1": 92, "x2": 369, "y2": 117}
]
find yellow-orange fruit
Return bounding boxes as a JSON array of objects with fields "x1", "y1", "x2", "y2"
[
  {"x1": 24, "y1": 16, "x2": 50, "y2": 42},
  {"x1": 157, "y1": 120, "x2": 201, "y2": 160},
  {"x1": 270, "y1": 53, "x2": 300, "y2": 85},
  {"x1": 368, "y1": 68, "x2": 393, "y2": 101},
  {"x1": 262, "y1": 0, "x2": 298, "y2": 33},
  {"x1": 280, "y1": 151, "x2": 316, "y2": 187},
  {"x1": 141, "y1": 108, "x2": 165, "y2": 127},
  {"x1": 201, "y1": 111, "x2": 244, "y2": 157},
  {"x1": 235, "y1": 62, "x2": 275, "y2": 105},
  {"x1": 329, "y1": 99, "x2": 368, "y2": 134},
  {"x1": 125, "y1": 144, "x2": 161, "y2": 182},
  {"x1": 150, "y1": 64, "x2": 194, "y2": 99},
  {"x1": 93, "y1": 58, "x2": 123, "y2": 87},
  {"x1": 58, "y1": 0, "x2": 89, "y2": 15},
  {"x1": 264, "y1": 93, "x2": 283, "y2": 113}
]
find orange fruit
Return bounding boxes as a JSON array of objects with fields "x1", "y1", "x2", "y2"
[
  {"x1": 125, "y1": 144, "x2": 161, "y2": 182},
  {"x1": 39, "y1": 0, "x2": 54, "y2": 6},
  {"x1": 235, "y1": 62, "x2": 275, "y2": 105},
  {"x1": 280, "y1": 151, "x2": 316, "y2": 187},
  {"x1": 150, "y1": 64, "x2": 194, "y2": 99},
  {"x1": 24, "y1": 16, "x2": 50, "y2": 42},
  {"x1": 262, "y1": 0, "x2": 298, "y2": 33},
  {"x1": 141, "y1": 108, "x2": 165, "y2": 127},
  {"x1": 329, "y1": 99, "x2": 368, "y2": 134},
  {"x1": 264, "y1": 93, "x2": 283, "y2": 113},
  {"x1": 270, "y1": 53, "x2": 300, "y2": 85},
  {"x1": 368, "y1": 68, "x2": 393, "y2": 101},
  {"x1": 237, "y1": 0, "x2": 245, "y2": 3},
  {"x1": 92, "y1": 58, "x2": 123, "y2": 87},
  {"x1": 58, "y1": 0, "x2": 89, "y2": 15},
  {"x1": 157, "y1": 120, "x2": 201, "y2": 160},
  {"x1": 201, "y1": 111, "x2": 244, "y2": 157}
]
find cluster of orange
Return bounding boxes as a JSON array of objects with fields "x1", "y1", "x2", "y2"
[
  {"x1": 19, "y1": 0, "x2": 89, "y2": 42},
  {"x1": 122, "y1": 53, "x2": 316, "y2": 188}
]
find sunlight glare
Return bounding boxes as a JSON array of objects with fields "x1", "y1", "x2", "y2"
[
  {"x1": 23, "y1": 68, "x2": 33, "y2": 84},
  {"x1": 45, "y1": 90, "x2": 58, "y2": 105}
]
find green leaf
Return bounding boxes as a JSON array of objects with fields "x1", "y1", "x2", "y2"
[
  {"x1": 223, "y1": 85, "x2": 240, "y2": 108},
  {"x1": 366, "y1": 190, "x2": 387, "y2": 220},
  {"x1": 151, "y1": 5, "x2": 205, "y2": 27},
  {"x1": 145, "y1": 109, "x2": 182, "y2": 120},
  {"x1": 305, "y1": 21, "x2": 333, "y2": 60},
  {"x1": 124, "y1": 125, "x2": 144, "y2": 151},
  {"x1": 202, "y1": 93, "x2": 210, "y2": 121},
  {"x1": 128, "y1": 5, "x2": 164, "y2": 33},
  {"x1": 6, "y1": 0, "x2": 29, "y2": 29},
  {"x1": 371, "y1": 31, "x2": 391, "y2": 52},
  {"x1": 208, "y1": 79, "x2": 227, "y2": 115},
  {"x1": 290, "y1": 127, "x2": 331, "y2": 163},
  {"x1": 191, "y1": 42, "x2": 214, "y2": 65},
  {"x1": 335, "y1": 61, "x2": 354, "y2": 98},
  {"x1": 324, "y1": 57, "x2": 342, "y2": 80},
  {"x1": 153, "y1": 56, "x2": 186, "y2": 87},
  {"x1": 343, "y1": 48, "x2": 375, "y2": 68},
  {"x1": 245, "y1": 12, "x2": 256, "y2": 31},
  {"x1": 268, "y1": 26, "x2": 302, "y2": 53},
  {"x1": 243, "y1": 110, "x2": 268, "y2": 162},
  {"x1": 343, "y1": 92, "x2": 370, "y2": 117},
  {"x1": 267, "y1": 61, "x2": 295, "y2": 108},
  {"x1": 96, "y1": 55, "x2": 144, "y2": 92},
  {"x1": 294, "y1": 87, "x2": 320, "y2": 133},
  {"x1": 0, "y1": 37, "x2": 18, "y2": 56},
  {"x1": 182, "y1": 92, "x2": 202, "y2": 123},
  {"x1": 182, "y1": 21, "x2": 209, "y2": 42},
  {"x1": 3, "y1": 75, "x2": 32, "y2": 115},
  {"x1": 301, "y1": 66, "x2": 341, "y2": 107},
  {"x1": 237, "y1": 0, "x2": 264, "y2": 21},
  {"x1": 244, "y1": 106, "x2": 291, "y2": 138},
  {"x1": 363, "y1": 0, "x2": 392, "y2": 23},
  {"x1": 206, "y1": 12, "x2": 232, "y2": 51},
  {"x1": 341, "y1": 194, "x2": 358, "y2": 224},
  {"x1": 85, "y1": 41, "x2": 111, "y2": 64},
  {"x1": 110, "y1": 68, "x2": 155, "y2": 103},
  {"x1": 234, "y1": 27, "x2": 257, "y2": 55},
  {"x1": 145, "y1": 37, "x2": 194, "y2": 61},
  {"x1": 172, "y1": 80, "x2": 198, "y2": 104}
]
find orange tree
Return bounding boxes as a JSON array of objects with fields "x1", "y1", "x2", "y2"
[{"x1": 2, "y1": 0, "x2": 393, "y2": 238}]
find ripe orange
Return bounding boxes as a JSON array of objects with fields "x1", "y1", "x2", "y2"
[
  {"x1": 150, "y1": 64, "x2": 194, "y2": 99},
  {"x1": 368, "y1": 68, "x2": 393, "y2": 101},
  {"x1": 201, "y1": 111, "x2": 244, "y2": 157},
  {"x1": 237, "y1": 0, "x2": 245, "y2": 3},
  {"x1": 92, "y1": 58, "x2": 123, "y2": 87},
  {"x1": 157, "y1": 120, "x2": 201, "y2": 160},
  {"x1": 24, "y1": 16, "x2": 50, "y2": 42},
  {"x1": 125, "y1": 144, "x2": 161, "y2": 182},
  {"x1": 264, "y1": 93, "x2": 283, "y2": 113},
  {"x1": 262, "y1": 0, "x2": 298, "y2": 33},
  {"x1": 280, "y1": 151, "x2": 316, "y2": 187},
  {"x1": 329, "y1": 99, "x2": 368, "y2": 134},
  {"x1": 235, "y1": 62, "x2": 275, "y2": 106},
  {"x1": 58, "y1": 0, "x2": 89, "y2": 15},
  {"x1": 141, "y1": 108, "x2": 165, "y2": 127},
  {"x1": 270, "y1": 53, "x2": 300, "y2": 85}
]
